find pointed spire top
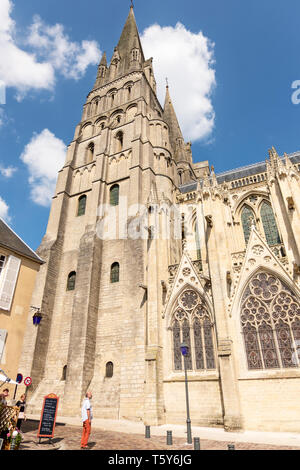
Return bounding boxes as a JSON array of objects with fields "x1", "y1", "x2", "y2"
[
  {"x1": 99, "y1": 51, "x2": 107, "y2": 66},
  {"x1": 163, "y1": 84, "x2": 184, "y2": 154}
]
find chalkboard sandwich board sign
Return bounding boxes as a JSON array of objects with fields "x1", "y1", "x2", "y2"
[{"x1": 37, "y1": 394, "x2": 59, "y2": 442}]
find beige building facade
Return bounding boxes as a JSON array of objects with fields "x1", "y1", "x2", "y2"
[
  {"x1": 0, "y1": 219, "x2": 42, "y2": 393},
  {"x1": 20, "y1": 6, "x2": 300, "y2": 432}
]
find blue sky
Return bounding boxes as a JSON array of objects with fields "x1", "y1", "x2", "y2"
[{"x1": 0, "y1": 0, "x2": 300, "y2": 250}]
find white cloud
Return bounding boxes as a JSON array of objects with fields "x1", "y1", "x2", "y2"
[
  {"x1": 20, "y1": 129, "x2": 67, "y2": 206},
  {"x1": 0, "y1": 196, "x2": 11, "y2": 222},
  {"x1": 0, "y1": 166, "x2": 17, "y2": 178},
  {"x1": 0, "y1": 1, "x2": 101, "y2": 99},
  {"x1": 141, "y1": 23, "x2": 216, "y2": 142},
  {"x1": 27, "y1": 16, "x2": 101, "y2": 80}
]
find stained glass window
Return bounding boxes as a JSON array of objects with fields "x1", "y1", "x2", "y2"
[
  {"x1": 171, "y1": 288, "x2": 216, "y2": 372},
  {"x1": 241, "y1": 205, "x2": 256, "y2": 243},
  {"x1": 110, "y1": 185, "x2": 119, "y2": 206},
  {"x1": 241, "y1": 271, "x2": 300, "y2": 370},
  {"x1": 260, "y1": 202, "x2": 281, "y2": 246},
  {"x1": 77, "y1": 195, "x2": 87, "y2": 216},
  {"x1": 195, "y1": 223, "x2": 201, "y2": 261},
  {"x1": 173, "y1": 320, "x2": 182, "y2": 370}
]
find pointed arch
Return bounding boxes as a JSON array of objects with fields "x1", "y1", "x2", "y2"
[
  {"x1": 170, "y1": 285, "x2": 216, "y2": 372},
  {"x1": 240, "y1": 270, "x2": 300, "y2": 370}
]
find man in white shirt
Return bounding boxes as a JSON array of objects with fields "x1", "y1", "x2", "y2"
[{"x1": 81, "y1": 391, "x2": 93, "y2": 449}]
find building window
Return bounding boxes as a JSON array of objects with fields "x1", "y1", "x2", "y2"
[
  {"x1": 115, "y1": 131, "x2": 123, "y2": 152},
  {"x1": 171, "y1": 288, "x2": 216, "y2": 371},
  {"x1": 87, "y1": 142, "x2": 94, "y2": 163},
  {"x1": 0, "y1": 255, "x2": 6, "y2": 276},
  {"x1": 105, "y1": 362, "x2": 114, "y2": 378},
  {"x1": 110, "y1": 263, "x2": 120, "y2": 283},
  {"x1": 110, "y1": 185, "x2": 119, "y2": 206},
  {"x1": 67, "y1": 272, "x2": 76, "y2": 291},
  {"x1": 241, "y1": 271, "x2": 300, "y2": 370},
  {"x1": 77, "y1": 195, "x2": 87, "y2": 216},
  {"x1": 62, "y1": 365, "x2": 67, "y2": 381},
  {"x1": 260, "y1": 202, "x2": 281, "y2": 246},
  {"x1": 241, "y1": 205, "x2": 256, "y2": 244}
]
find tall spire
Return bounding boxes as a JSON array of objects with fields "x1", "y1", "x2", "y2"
[
  {"x1": 163, "y1": 84, "x2": 184, "y2": 154},
  {"x1": 115, "y1": 5, "x2": 145, "y2": 74}
]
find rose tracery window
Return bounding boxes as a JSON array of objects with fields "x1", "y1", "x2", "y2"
[
  {"x1": 171, "y1": 289, "x2": 216, "y2": 371},
  {"x1": 241, "y1": 271, "x2": 300, "y2": 370}
]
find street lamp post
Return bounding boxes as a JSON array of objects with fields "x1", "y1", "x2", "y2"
[{"x1": 180, "y1": 342, "x2": 192, "y2": 444}]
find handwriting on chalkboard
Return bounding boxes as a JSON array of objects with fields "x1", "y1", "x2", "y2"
[{"x1": 37, "y1": 394, "x2": 59, "y2": 439}]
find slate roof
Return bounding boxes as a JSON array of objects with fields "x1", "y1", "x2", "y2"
[
  {"x1": 179, "y1": 151, "x2": 300, "y2": 193},
  {"x1": 0, "y1": 218, "x2": 43, "y2": 264}
]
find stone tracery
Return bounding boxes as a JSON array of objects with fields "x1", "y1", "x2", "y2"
[
  {"x1": 241, "y1": 271, "x2": 300, "y2": 369},
  {"x1": 171, "y1": 288, "x2": 216, "y2": 371}
]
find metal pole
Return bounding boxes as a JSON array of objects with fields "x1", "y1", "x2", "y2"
[
  {"x1": 167, "y1": 430, "x2": 173, "y2": 445},
  {"x1": 194, "y1": 437, "x2": 200, "y2": 450},
  {"x1": 183, "y1": 354, "x2": 192, "y2": 444},
  {"x1": 145, "y1": 425, "x2": 150, "y2": 438}
]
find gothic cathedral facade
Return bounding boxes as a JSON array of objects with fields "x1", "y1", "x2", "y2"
[{"x1": 20, "y1": 6, "x2": 300, "y2": 432}]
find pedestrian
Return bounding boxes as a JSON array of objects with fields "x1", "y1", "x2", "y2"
[
  {"x1": 0, "y1": 388, "x2": 9, "y2": 406},
  {"x1": 81, "y1": 391, "x2": 93, "y2": 449},
  {"x1": 16, "y1": 394, "x2": 26, "y2": 430}
]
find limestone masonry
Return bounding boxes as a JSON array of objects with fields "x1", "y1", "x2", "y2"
[{"x1": 19, "y1": 6, "x2": 300, "y2": 432}]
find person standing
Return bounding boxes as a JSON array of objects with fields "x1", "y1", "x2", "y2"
[
  {"x1": 16, "y1": 394, "x2": 26, "y2": 430},
  {"x1": 81, "y1": 391, "x2": 93, "y2": 449},
  {"x1": 0, "y1": 388, "x2": 9, "y2": 406}
]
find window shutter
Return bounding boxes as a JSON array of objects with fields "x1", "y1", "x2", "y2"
[
  {"x1": 0, "y1": 329, "x2": 7, "y2": 363},
  {"x1": 0, "y1": 255, "x2": 21, "y2": 311}
]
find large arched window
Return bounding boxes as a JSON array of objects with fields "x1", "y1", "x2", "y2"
[
  {"x1": 110, "y1": 262, "x2": 120, "y2": 283},
  {"x1": 171, "y1": 289, "x2": 216, "y2": 371},
  {"x1": 110, "y1": 185, "x2": 119, "y2": 206},
  {"x1": 241, "y1": 271, "x2": 300, "y2": 370},
  {"x1": 77, "y1": 195, "x2": 87, "y2": 216},
  {"x1": 67, "y1": 271, "x2": 76, "y2": 291},
  {"x1": 260, "y1": 202, "x2": 281, "y2": 246},
  {"x1": 239, "y1": 195, "x2": 282, "y2": 249},
  {"x1": 241, "y1": 205, "x2": 256, "y2": 244}
]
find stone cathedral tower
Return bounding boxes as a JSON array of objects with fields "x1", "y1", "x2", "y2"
[{"x1": 20, "y1": 6, "x2": 300, "y2": 432}]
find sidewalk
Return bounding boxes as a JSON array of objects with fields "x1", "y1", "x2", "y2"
[{"x1": 27, "y1": 414, "x2": 300, "y2": 448}]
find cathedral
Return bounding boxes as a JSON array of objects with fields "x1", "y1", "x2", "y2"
[{"x1": 20, "y1": 6, "x2": 300, "y2": 432}]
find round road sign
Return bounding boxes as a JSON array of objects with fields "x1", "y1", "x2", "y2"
[{"x1": 24, "y1": 377, "x2": 32, "y2": 387}]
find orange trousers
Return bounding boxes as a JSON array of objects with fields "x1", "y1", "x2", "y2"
[{"x1": 81, "y1": 420, "x2": 91, "y2": 448}]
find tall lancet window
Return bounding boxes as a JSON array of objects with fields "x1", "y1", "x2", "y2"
[
  {"x1": 77, "y1": 195, "x2": 87, "y2": 216},
  {"x1": 87, "y1": 142, "x2": 94, "y2": 163},
  {"x1": 241, "y1": 205, "x2": 256, "y2": 244},
  {"x1": 194, "y1": 222, "x2": 201, "y2": 261},
  {"x1": 115, "y1": 131, "x2": 123, "y2": 153},
  {"x1": 241, "y1": 271, "x2": 300, "y2": 370},
  {"x1": 110, "y1": 184, "x2": 119, "y2": 206},
  {"x1": 260, "y1": 202, "x2": 281, "y2": 246},
  {"x1": 171, "y1": 289, "x2": 216, "y2": 371}
]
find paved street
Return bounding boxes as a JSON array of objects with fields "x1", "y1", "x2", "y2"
[{"x1": 16, "y1": 419, "x2": 300, "y2": 451}]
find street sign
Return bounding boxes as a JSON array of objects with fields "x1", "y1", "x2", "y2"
[{"x1": 24, "y1": 377, "x2": 32, "y2": 387}]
